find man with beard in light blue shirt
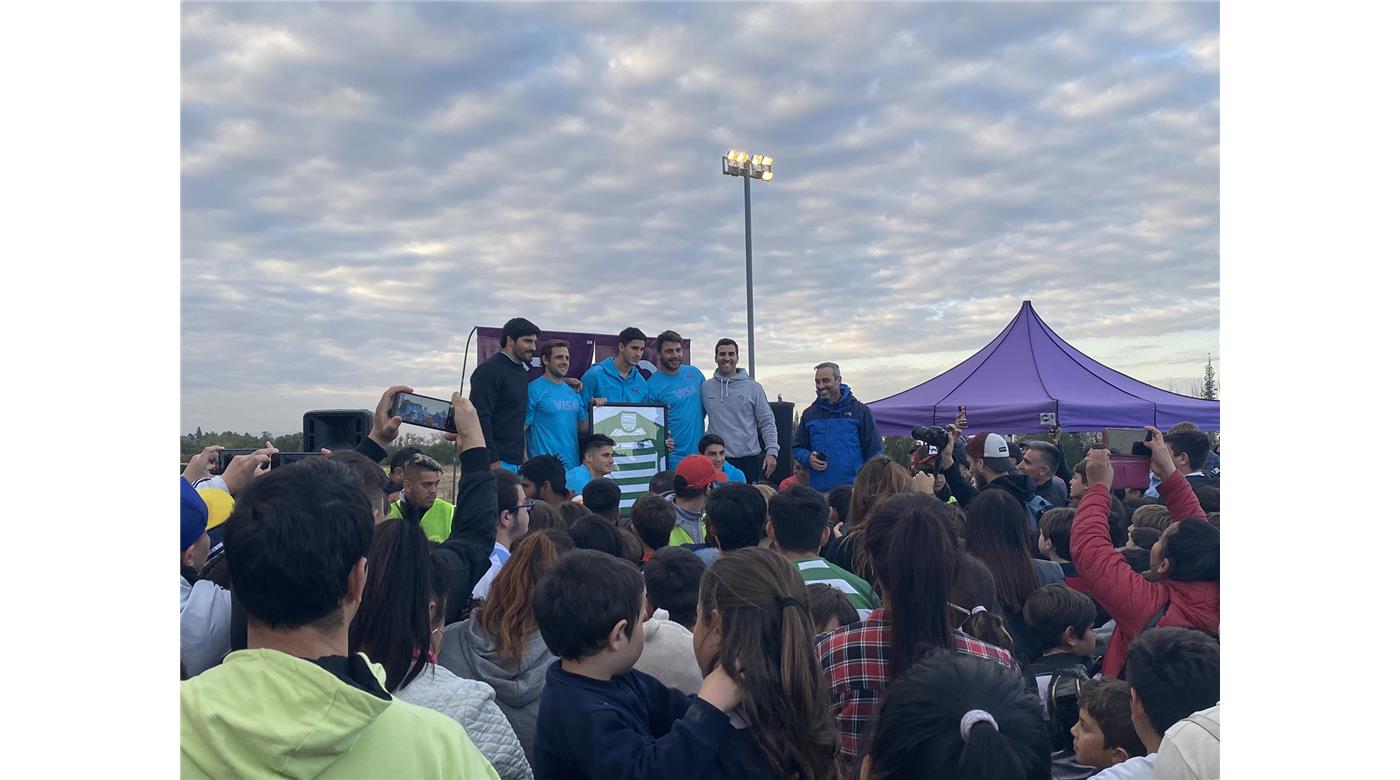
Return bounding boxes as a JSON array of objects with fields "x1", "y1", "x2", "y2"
[
  {"x1": 646, "y1": 330, "x2": 706, "y2": 470},
  {"x1": 526, "y1": 339, "x2": 589, "y2": 469}
]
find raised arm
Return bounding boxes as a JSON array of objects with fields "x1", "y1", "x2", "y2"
[
  {"x1": 356, "y1": 384, "x2": 413, "y2": 464},
  {"x1": 1069, "y1": 449, "x2": 1161, "y2": 632},
  {"x1": 1143, "y1": 425, "x2": 1206, "y2": 521},
  {"x1": 432, "y1": 392, "x2": 497, "y2": 624}
]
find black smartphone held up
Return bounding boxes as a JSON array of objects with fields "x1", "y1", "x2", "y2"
[
  {"x1": 391, "y1": 391, "x2": 456, "y2": 433},
  {"x1": 215, "y1": 449, "x2": 257, "y2": 475},
  {"x1": 270, "y1": 452, "x2": 319, "y2": 469},
  {"x1": 1103, "y1": 428, "x2": 1151, "y2": 458}
]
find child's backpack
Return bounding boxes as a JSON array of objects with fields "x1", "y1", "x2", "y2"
[{"x1": 1045, "y1": 663, "x2": 1093, "y2": 753}]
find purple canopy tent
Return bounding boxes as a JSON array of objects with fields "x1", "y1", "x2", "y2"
[{"x1": 868, "y1": 301, "x2": 1219, "y2": 436}]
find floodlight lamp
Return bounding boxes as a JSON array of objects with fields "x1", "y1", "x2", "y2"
[
  {"x1": 762, "y1": 156, "x2": 773, "y2": 166},
  {"x1": 727, "y1": 149, "x2": 739, "y2": 162},
  {"x1": 761, "y1": 171, "x2": 773, "y2": 181},
  {"x1": 737, "y1": 151, "x2": 750, "y2": 164}
]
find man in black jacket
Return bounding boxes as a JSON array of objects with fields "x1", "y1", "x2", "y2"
[
  {"x1": 939, "y1": 428, "x2": 1045, "y2": 514},
  {"x1": 355, "y1": 384, "x2": 497, "y2": 625},
  {"x1": 468, "y1": 317, "x2": 540, "y2": 471}
]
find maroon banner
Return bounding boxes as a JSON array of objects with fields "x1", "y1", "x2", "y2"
[{"x1": 476, "y1": 328, "x2": 692, "y2": 381}]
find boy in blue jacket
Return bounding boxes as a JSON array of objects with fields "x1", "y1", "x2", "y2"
[{"x1": 531, "y1": 549, "x2": 746, "y2": 779}]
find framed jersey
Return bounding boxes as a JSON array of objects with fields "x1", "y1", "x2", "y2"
[{"x1": 589, "y1": 403, "x2": 668, "y2": 516}]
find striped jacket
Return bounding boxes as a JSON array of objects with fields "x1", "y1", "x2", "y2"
[{"x1": 792, "y1": 556, "x2": 880, "y2": 617}]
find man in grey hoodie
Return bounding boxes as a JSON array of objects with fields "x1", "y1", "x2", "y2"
[{"x1": 700, "y1": 338, "x2": 779, "y2": 484}]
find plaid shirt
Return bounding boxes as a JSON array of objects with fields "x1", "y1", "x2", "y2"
[{"x1": 817, "y1": 608, "x2": 1017, "y2": 778}]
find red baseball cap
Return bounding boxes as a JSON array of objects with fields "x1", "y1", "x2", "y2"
[{"x1": 675, "y1": 454, "x2": 726, "y2": 490}]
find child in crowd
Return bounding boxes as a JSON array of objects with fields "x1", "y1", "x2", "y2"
[
  {"x1": 568, "y1": 514, "x2": 626, "y2": 559},
  {"x1": 861, "y1": 652, "x2": 1050, "y2": 780},
  {"x1": 806, "y1": 583, "x2": 860, "y2": 634},
  {"x1": 694, "y1": 548, "x2": 840, "y2": 779},
  {"x1": 1071, "y1": 679, "x2": 1147, "y2": 773},
  {"x1": 531, "y1": 549, "x2": 747, "y2": 779},
  {"x1": 1128, "y1": 504, "x2": 1171, "y2": 534},
  {"x1": 1103, "y1": 627, "x2": 1220, "y2": 780},
  {"x1": 1125, "y1": 526, "x2": 1161, "y2": 552},
  {"x1": 635, "y1": 546, "x2": 706, "y2": 694},
  {"x1": 1022, "y1": 585, "x2": 1098, "y2": 706},
  {"x1": 631, "y1": 493, "x2": 678, "y2": 560}
]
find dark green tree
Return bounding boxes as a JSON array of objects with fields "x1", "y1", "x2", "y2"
[{"x1": 1202, "y1": 354, "x2": 1217, "y2": 400}]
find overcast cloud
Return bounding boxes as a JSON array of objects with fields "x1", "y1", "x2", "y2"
[{"x1": 181, "y1": 1, "x2": 1219, "y2": 435}]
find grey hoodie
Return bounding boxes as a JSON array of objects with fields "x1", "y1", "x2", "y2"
[
  {"x1": 700, "y1": 369, "x2": 778, "y2": 459},
  {"x1": 438, "y1": 616, "x2": 556, "y2": 768},
  {"x1": 665, "y1": 492, "x2": 705, "y2": 544}
]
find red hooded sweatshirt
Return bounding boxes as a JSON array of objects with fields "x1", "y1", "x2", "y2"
[{"x1": 1070, "y1": 470, "x2": 1219, "y2": 677}]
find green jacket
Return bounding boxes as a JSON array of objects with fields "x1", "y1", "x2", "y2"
[
  {"x1": 388, "y1": 497, "x2": 456, "y2": 543},
  {"x1": 181, "y1": 649, "x2": 500, "y2": 779}
]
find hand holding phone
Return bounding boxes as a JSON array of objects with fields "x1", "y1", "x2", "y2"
[
  {"x1": 183, "y1": 445, "x2": 224, "y2": 484},
  {"x1": 371, "y1": 385, "x2": 415, "y2": 447},
  {"x1": 1141, "y1": 426, "x2": 1177, "y2": 481},
  {"x1": 215, "y1": 449, "x2": 257, "y2": 475},
  {"x1": 222, "y1": 442, "x2": 277, "y2": 496}
]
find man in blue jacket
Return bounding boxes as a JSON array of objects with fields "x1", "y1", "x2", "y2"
[{"x1": 793, "y1": 362, "x2": 883, "y2": 492}]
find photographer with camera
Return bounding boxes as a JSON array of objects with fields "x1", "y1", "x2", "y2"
[
  {"x1": 793, "y1": 362, "x2": 884, "y2": 492},
  {"x1": 935, "y1": 410, "x2": 1050, "y2": 533}
]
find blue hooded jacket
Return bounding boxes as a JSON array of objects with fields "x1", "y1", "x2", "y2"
[{"x1": 793, "y1": 384, "x2": 884, "y2": 491}]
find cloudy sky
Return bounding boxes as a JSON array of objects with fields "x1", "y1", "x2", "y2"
[{"x1": 181, "y1": 1, "x2": 1219, "y2": 435}]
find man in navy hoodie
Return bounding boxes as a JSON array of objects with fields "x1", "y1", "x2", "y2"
[
  {"x1": 792, "y1": 362, "x2": 883, "y2": 492},
  {"x1": 532, "y1": 550, "x2": 754, "y2": 779}
]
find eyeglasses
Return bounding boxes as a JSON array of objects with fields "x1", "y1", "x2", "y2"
[{"x1": 512, "y1": 499, "x2": 537, "y2": 512}]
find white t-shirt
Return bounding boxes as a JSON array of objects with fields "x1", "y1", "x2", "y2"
[{"x1": 1092, "y1": 754, "x2": 1156, "y2": 779}]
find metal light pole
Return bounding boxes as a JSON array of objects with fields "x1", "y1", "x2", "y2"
[
  {"x1": 723, "y1": 150, "x2": 773, "y2": 378},
  {"x1": 743, "y1": 174, "x2": 754, "y2": 378}
]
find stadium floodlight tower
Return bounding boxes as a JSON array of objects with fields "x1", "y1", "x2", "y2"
[{"x1": 721, "y1": 150, "x2": 774, "y2": 379}]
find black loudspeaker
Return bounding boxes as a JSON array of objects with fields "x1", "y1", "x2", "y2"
[
  {"x1": 769, "y1": 401, "x2": 795, "y2": 484},
  {"x1": 303, "y1": 409, "x2": 373, "y2": 452}
]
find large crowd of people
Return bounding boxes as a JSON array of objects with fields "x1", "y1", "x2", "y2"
[{"x1": 180, "y1": 319, "x2": 1221, "y2": 779}]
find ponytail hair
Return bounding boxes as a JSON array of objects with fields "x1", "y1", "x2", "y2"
[
  {"x1": 864, "y1": 493, "x2": 960, "y2": 677},
  {"x1": 867, "y1": 652, "x2": 1050, "y2": 780},
  {"x1": 951, "y1": 604, "x2": 1017, "y2": 658},
  {"x1": 348, "y1": 518, "x2": 434, "y2": 691},
  {"x1": 699, "y1": 548, "x2": 840, "y2": 780}
]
